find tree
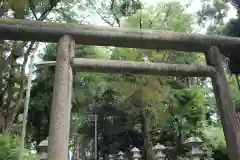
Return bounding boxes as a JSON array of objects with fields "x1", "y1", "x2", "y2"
[
  {"x1": 197, "y1": 0, "x2": 229, "y2": 35},
  {"x1": 0, "y1": 0, "x2": 62, "y2": 133},
  {"x1": 71, "y1": 2, "x2": 217, "y2": 160},
  {"x1": 0, "y1": 134, "x2": 37, "y2": 160}
]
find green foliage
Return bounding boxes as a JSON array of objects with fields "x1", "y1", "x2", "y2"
[
  {"x1": 197, "y1": 0, "x2": 229, "y2": 34},
  {"x1": 0, "y1": 0, "x2": 61, "y2": 136},
  {"x1": 227, "y1": 75, "x2": 240, "y2": 103},
  {"x1": 78, "y1": 0, "x2": 142, "y2": 26},
  {"x1": 203, "y1": 126, "x2": 226, "y2": 153},
  {"x1": 221, "y1": 17, "x2": 240, "y2": 37},
  {"x1": 2, "y1": 0, "x2": 61, "y2": 19},
  {"x1": 0, "y1": 135, "x2": 37, "y2": 160},
  {"x1": 169, "y1": 86, "x2": 207, "y2": 124},
  {"x1": 123, "y1": 1, "x2": 193, "y2": 32}
]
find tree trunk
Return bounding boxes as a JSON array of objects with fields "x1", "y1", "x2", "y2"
[
  {"x1": 43, "y1": 106, "x2": 50, "y2": 138},
  {"x1": 141, "y1": 110, "x2": 152, "y2": 160},
  {"x1": 35, "y1": 111, "x2": 42, "y2": 146},
  {"x1": 71, "y1": 135, "x2": 77, "y2": 160}
]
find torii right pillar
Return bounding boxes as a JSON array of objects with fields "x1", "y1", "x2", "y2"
[{"x1": 205, "y1": 46, "x2": 240, "y2": 160}]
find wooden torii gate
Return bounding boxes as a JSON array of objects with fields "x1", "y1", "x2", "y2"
[{"x1": 0, "y1": 19, "x2": 240, "y2": 160}]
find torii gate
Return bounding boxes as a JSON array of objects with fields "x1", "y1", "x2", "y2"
[{"x1": 0, "y1": 19, "x2": 240, "y2": 160}]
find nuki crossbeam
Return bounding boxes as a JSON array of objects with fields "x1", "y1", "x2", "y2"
[
  {"x1": 35, "y1": 59, "x2": 215, "y2": 77},
  {"x1": 71, "y1": 58, "x2": 215, "y2": 77}
]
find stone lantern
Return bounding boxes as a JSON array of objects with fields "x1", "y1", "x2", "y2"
[
  {"x1": 152, "y1": 143, "x2": 166, "y2": 160},
  {"x1": 117, "y1": 151, "x2": 124, "y2": 160},
  {"x1": 108, "y1": 154, "x2": 114, "y2": 160},
  {"x1": 184, "y1": 136, "x2": 203, "y2": 160},
  {"x1": 38, "y1": 137, "x2": 48, "y2": 160},
  {"x1": 131, "y1": 147, "x2": 141, "y2": 160}
]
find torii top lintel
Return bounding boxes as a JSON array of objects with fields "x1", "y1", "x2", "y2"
[{"x1": 0, "y1": 18, "x2": 240, "y2": 56}]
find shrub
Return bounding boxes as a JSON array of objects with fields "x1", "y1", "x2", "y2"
[{"x1": 0, "y1": 135, "x2": 37, "y2": 160}]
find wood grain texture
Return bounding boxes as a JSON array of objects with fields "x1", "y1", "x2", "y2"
[
  {"x1": 72, "y1": 58, "x2": 215, "y2": 77},
  {"x1": 0, "y1": 18, "x2": 240, "y2": 55},
  {"x1": 206, "y1": 47, "x2": 240, "y2": 160},
  {"x1": 48, "y1": 35, "x2": 75, "y2": 160}
]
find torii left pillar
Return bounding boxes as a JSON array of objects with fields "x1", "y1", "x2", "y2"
[{"x1": 48, "y1": 35, "x2": 75, "y2": 160}]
